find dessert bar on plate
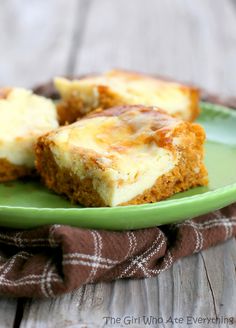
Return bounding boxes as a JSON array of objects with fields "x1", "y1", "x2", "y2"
[
  {"x1": 0, "y1": 87, "x2": 58, "y2": 182},
  {"x1": 35, "y1": 105, "x2": 208, "y2": 207},
  {"x1": 54, "y1": 69, "x2": 200, "y2": 124}
]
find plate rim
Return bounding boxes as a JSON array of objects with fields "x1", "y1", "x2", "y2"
[
  {"x1": 200, "y1": 101, "x2": 236, "y2": 117},
  {"x1": 0, "y1": 101, "x2": 236, "y2": 229},
  {"x1": 0, "y1": 182, "x2": 236, "y2": 213}
]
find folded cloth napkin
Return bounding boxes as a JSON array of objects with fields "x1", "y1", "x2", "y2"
[
  {"x1": 0, "y1": 206, "x2": 235, "y2": 298},
  {"x1": 0, "y1": 87, "x2": 235, "y2": 298}
]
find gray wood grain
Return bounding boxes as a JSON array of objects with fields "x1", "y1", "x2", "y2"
[
  {"x1": 74, "y1": 0, "x2": 236, "y2": 97},
  {"x1": 0, "y1": 297, "x2": 17, "y2": 328},
  {"x1": 19, "y1": 239, "x2": 236, "y2": 328},
  {"x1": 0, "y1": 0, "x2": 79, "y2": 87},
  {"x1": 0, "y1": 0, "x2": 236, "y2": 327}
]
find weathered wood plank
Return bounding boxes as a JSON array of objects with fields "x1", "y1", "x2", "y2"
[
  {"x1": 0, "y1": 297, "x2": 17, "y2": 328},
  {"x1": 202, "y1": 239, "x2": 236, "y2": 320},
  {"x1": 74, "y1": 0, "x2": 236, "y2": 97},
  {"x1": 0, "y1": 0, "x2": 236, "y2": 327},
  {"x1": 0, "y1": 0, "x2": 78, "y2": 87},
  {"x1": 19, "y1": 239, "x2": 236, "y2": 328}
]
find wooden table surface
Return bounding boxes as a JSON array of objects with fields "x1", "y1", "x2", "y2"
[{"x1": 0, "y1": 1, "x2": 236, "y2": 327}]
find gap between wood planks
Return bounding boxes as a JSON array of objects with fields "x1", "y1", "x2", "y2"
[
  {"x1": 200, "y1": 253, "x2": 218, "y2": 317},
  {"x1": 66, "y1": 0, "x2": 92, "y2": 76},
  {"x1": 13, "y1": 298, "x2": 27, "y2": 328}
]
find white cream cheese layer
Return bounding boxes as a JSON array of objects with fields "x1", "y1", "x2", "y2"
[
  {"x1": 0, "y1": 88, "x2": 59, "y2": 167},
  {"x1": 55, "y1": 73, "x2": 191, "y2": 120},
  {"x1": 49, "y1": 114, "x2": 178, "y2": 206}
]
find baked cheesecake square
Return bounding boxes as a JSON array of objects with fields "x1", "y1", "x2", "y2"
[
  {"x1": 0, "y1": 87, "x2": 59, "y2": 182},
  {"x1": 35, "y1": 105, "x2": 208, "y2": 207},
  {"x1": 54, "y1": 69, "x2": 200, "y2": 124}
]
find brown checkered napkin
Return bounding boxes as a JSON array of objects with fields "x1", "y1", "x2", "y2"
[
  {"x1": 0, "y1": 85, "x2": 235, "y2": 298},
  {"x1": 0, "y1": 206, "x2": 235, "y2": 298}
]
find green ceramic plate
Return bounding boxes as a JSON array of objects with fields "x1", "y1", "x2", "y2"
[{"x1": 0, "y1": 102, "x2": 236, "y2": 230}]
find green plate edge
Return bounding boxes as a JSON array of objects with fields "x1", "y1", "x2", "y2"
[{"x1": 0, "y1": 101, "x2": 236, "y2": 230}]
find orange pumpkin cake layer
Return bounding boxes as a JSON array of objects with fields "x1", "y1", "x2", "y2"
[
  {"x1": 54, "y1": 70, "x2": 200, "y2": 124},
  {"x1": 36, "y1": 105, "x2": 208, "y2": 207}
]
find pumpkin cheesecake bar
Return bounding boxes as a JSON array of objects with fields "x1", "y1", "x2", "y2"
[
  {"x1": 54, "y1": 69, "x2": 200, "y2": 124},
  {"x1": 0, "y1": 88, "x2": 59, "y2": 182},
  {"x1": 35, "y1": 105, "x2": 208, "y2": 207}
]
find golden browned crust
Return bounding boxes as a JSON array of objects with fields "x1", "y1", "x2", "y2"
[
  {"x1": 56, "y1": 70, "x2": 200, "y2": 125},
  {"x1": 99, "y1": 83, "x2": 200, "y2": 122},
  {"x1": 0, "y1": 158, "x2": 34, "y2": 182},
  {"x1": 57, "y1": 95, "x2": 84, "y2": 125},
  {"x1": 182, "y1": 86, "x2": 200, "y2": 121},
  {"x1": 56, "y1": 85, "x2": 124, "y2": 125},
  {"x1": 122, "y1": 123, "x2": 208, "y2": 205},
  {"x1": 0, "y1": 88, "x2": 12, "y2": 99},
  {"x1": 88, "y1": 104, "x2": 177, "y2": 121},
  {"x1": 106, "y1": 70, "x2": 200, "y2": 121},
  {"x1": 35, "y1": 138, "x2": 106, "y2": 206},
  {"x1": 35, "y1": 110, "x2": 208, "y2": 207}
]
